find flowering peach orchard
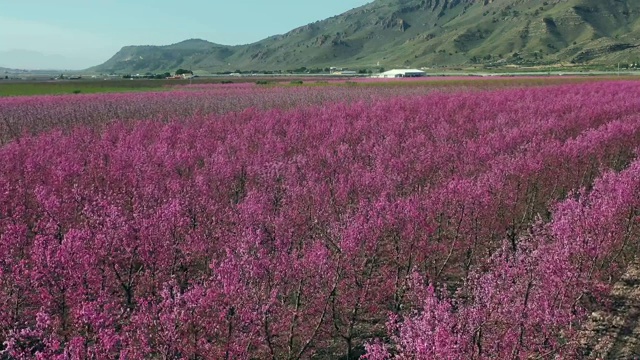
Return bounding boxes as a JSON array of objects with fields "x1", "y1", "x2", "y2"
[{"x1": 1, "y1": 81, "x2": 639, "y2": 359}]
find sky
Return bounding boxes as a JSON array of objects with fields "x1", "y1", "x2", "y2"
[{"x1": 0, "y1": 0, "x2": 371, "y2": 70}]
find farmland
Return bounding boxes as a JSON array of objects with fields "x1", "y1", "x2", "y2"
[
  {"x1": 0, "y1": 75, "x2": 636, "y2": 97},
  {"x1": 1, "y1": 79, "x2": 640, "y2": 359}
]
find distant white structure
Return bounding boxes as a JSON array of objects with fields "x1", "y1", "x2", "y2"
[
  {"x1": 375, "y1": 69, "x2": 426, "y2": 78},
  {"x1": 330, "y1": 67, "x2": 358, "y2": 75}
]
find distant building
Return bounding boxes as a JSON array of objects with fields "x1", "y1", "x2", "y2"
[
  {"x1": 330, "y1": 67, "x2": 359, "y2": 75},
  {"x1": 335, "y1": 70, "x2": 357, "y2": 75},
  {"x1": 375, "y1": 69, "x2": 426, "y2": 78}
]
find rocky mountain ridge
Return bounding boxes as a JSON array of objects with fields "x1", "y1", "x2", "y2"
[{"x1": 92, "y1": 0, "x2": 640, "y2": 73}]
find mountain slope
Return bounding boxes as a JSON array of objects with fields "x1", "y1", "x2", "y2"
[{"x1": 92, "y1": 0, "x2": 640, "y2": 73}]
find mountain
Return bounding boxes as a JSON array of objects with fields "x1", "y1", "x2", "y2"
[{"x1": 92, "y1": 0, "x2": 640, "y2": 73}]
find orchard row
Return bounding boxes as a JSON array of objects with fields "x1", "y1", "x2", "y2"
[{"x1": 1, "y1": 81, "x2": 639, "y2": 358}]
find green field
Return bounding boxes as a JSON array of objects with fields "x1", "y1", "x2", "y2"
[
  {"x1": 1, "y1": 75, "x2": 638, "y2": 97},
  {"x1": 0, "y1": 80, "x2": 168, "y2": 96},
  {"x1": 0, "y1": 77, "x2": 299, "y2": 96}
]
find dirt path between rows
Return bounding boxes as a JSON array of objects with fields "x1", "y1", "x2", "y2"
[{"x1": 579, "y1": 261, "x2": 640, "y2": 359}]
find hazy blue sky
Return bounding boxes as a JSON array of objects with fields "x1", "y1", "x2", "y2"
[{"x1": 0, "y1": 0, "x2": 371, "y2": 69}]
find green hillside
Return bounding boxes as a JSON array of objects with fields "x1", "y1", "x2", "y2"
[{"x1": 91, "y1": 0, "x2": 640, "y2": 73}]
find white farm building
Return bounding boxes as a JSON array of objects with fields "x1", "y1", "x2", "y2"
[{"x1": 375, "y1": 69, "x2": 426, "y2": 78}]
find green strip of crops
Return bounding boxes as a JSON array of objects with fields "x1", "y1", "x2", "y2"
[
  {"x1": 0, "y1": 81, "x2": 167, "y2": 97},
  {"x1": 284, "y1": 75, "x2": 640, "y2": 89},
  {"x1": 3, "y1": 75, "x2": 638, "y2": 96}
]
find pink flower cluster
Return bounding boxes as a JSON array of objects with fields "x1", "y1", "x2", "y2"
[
  {"x1": 1, "y1": 81, "x2": 640, "y2": 358},
  {"x1": 0, "y1": 84, "x2": 439, "y2": 145},
  {"x1": 366, "y1": 154, "x2": 640, "y2": 359}
]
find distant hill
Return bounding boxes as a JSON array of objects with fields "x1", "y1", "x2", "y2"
[{"x1": 92, "y1": 0, "x2": 640, "y2": 73}]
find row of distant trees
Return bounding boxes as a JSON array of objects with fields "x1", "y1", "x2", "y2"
[
  {"x1": 115, "y1": 67, "x2": 392, "y2": 78},
  {"x1": 122, "y1": 69, "x2": 194, "y2": 79},
  {"x1": 213, "y1": 67, "x2": 386, "y2": 75}
]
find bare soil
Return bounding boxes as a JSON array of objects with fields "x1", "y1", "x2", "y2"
[{"x1": 579, "y1": 261, "x2": 640, "y2": 359}]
